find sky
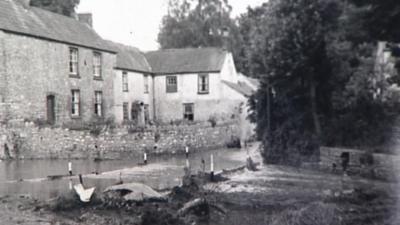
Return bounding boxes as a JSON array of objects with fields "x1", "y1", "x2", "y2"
[{"x1": 76, "y1": 0, "x2": 264, "y2": 51}]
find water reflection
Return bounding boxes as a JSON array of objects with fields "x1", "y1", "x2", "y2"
[{"x1": 0, "y1": 148, "x2": 244, "y2": 199}]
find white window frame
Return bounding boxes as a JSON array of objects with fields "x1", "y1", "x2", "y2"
[
  {"x1": 144, "y1": 74, "x2": 149, "y2": 93},
  {"x1": 93, "y1": 51, "x2": 102, "y2": 78},
  {"x1": 94, "y1": 91, "x2": 103, "y2": 117},
  {"x1": 71, "y1": 90, "x2": 80, "y2": 117},
  {"x1": 69, "y1": 47, "x2": 79, "y2": 76},
  {"x1": 198, "y1": 73, "x2": 209, "y2": 94},
  {"x1": 122, "y1": 102, "x2": 129, "y2": 121},
  {"x1": 166, "y1": 76, "x2": 177, "y2": 93},
  {"x1": 183, "y1": 103, "x2": 194, "y2": 121},
  {"x1": 122, "y1": 72, "x2": 129, "y2": 92}
]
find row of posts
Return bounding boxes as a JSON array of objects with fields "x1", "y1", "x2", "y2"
[{"x1": 67, "y1": 145, "x2": 215, "y2": 182}]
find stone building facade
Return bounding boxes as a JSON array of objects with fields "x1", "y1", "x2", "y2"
[
  {"x1": 0, "y1": 0, "x2": 116, "y2": 125},
  {"x1": 107, "y1": 41, "x2": 155, "y2": 124}
]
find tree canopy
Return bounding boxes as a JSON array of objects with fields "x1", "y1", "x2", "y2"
[
  {"x1": 30, "y1": 0, "x2": 80, "y2": 17},
  {"x1": 241, "y1": 0, "x2": 400, "y2": 164}
]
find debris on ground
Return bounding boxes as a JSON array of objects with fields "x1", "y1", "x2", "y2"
[
  {"x1": 103, "y1": 182, "x2": 167, "y2": 202},
  {"x1": 74, "y1": 184, "x2": 95, "y2": 203}
]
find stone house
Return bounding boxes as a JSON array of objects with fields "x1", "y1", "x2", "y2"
[
  {"x1": 0, "y1": 0, "x2": 257, "y2": 130},
  {"x1": 106, "y1": 41, "x2": 154, "y2": 125},
  {"x1": 0, "y1": 0, "x2": 116, "y2": 125},
  {"x1": 144, "y1": 48, "x2": 255, "y2": 123}
]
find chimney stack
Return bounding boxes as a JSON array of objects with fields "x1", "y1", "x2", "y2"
[{"x1": 78, "y1": 13, "x2": 93, "y2": 28}]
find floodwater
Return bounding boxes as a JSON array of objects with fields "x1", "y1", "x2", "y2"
[{"x1": 0, "y1": 147, "x2": 247, "y2": 200}]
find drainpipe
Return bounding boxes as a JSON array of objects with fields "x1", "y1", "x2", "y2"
[{"x1": 152, "y1": 74, "x2": 157, "y2": 121}]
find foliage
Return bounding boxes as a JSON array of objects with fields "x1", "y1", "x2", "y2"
[
  {"x1": 159, "y1": 0, "x2": 233, "y2": 48},
  {"x1": 30, "y1": 0, "x2": 80, "y2": 17},
  {"x1": 158, "y1": 0, "x2": 249, "y2": 72},
  {"x1": 244, "y1": 0, "x2": 400, "y2": 164}
]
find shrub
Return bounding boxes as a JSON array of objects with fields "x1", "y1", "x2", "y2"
[{"x1": 271, "y1": 202, "x2": 341, "y2": 225}]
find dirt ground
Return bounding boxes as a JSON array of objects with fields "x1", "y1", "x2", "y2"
[{"x1": 0, "y1": 159, "x2": 399, "y2": 225}]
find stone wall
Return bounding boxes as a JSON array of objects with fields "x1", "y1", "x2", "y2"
[
  {"x1": 0, "y1": 121, "x2": 240, "y2": 160},
  {"x1": 320, "y1": 146, "x2": 400, "y2": 180}
]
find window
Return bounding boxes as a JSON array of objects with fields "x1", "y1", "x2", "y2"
[
  {"x1": 198, "y1": 73, "x2": 209, "y2": 94},
  {"x1": 94, "y1": 91, "x2": 103, "y2": 117},
  {"x1": 93, "y1": 52, "x2": 102, "y2": 78},
  {"x1": 144, "y1": 75, "x2": 149, "y2": 93},
  {"x1": 71, "y1": 90, "x2": 80, "y2": 117},
  {"x1": 123, "y1": 102, "x2": 129, "y2": 121},
  {"x1": 122, "y1": 72, "x2": 128, "y2": 92},
  {"x1": 69, "y1": 47, "x2": 79, "y2": 76},
  {"x1": 144, "y1": 104, "x2": 150, "y2": 124},
  {"x1": 166, "y1": 76, "x2": 177, "y2": 93},
  {"x1": 183, "y1": 103, "x2": 194, "y2": 121}
]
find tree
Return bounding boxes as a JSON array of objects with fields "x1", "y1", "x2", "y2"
[
  {"x1": 158, "y1": 0, "x2": 247, "y2": 69},
  {"x1": 246, "y1": 0, "x2": 400, "y2": 164},
  {"x1": 30, "y1": 0, "x2": 80, "y2": 17},
  {"x1": 350, "y1": 0, "x2": 400, "y2": 42}
]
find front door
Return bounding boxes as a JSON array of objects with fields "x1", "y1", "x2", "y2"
[{"x1": 46, "y1": 95, "x2": 56, "y2": 124}]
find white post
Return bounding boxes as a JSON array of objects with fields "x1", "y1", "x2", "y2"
[
  {"x1": 186, "y1": 158, "x2": 190, "y2": 168},
  {"x1": 68, "y1": 161, "x2": 72, "y2": 176},
  {"x1": 144, "y1": 152, "x2": 147, "y2": 164},
  {"x1": 185, "y1": 146, "x2": 189, "y2": 158}
]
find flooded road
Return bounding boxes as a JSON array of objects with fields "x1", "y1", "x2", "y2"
[{"x1": 0, "y1": 147, "x2": 251, "y2": 199}]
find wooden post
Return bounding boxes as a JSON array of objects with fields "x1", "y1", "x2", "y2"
[
  {"x1": 79, "y1": 174, "x2": 83, "y2": 185},
  {"x1": 210, "y1": 154, "x2": 214, "y2": 181}
]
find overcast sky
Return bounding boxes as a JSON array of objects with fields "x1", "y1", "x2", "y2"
[{"x1": 76, "y1": 0, "x2": 264, "y2": 51}]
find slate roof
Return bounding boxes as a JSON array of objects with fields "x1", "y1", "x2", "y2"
[
  {"x1": 222, "y1": 80, "x2": 256, "y2": 97},
  {"x1": 145, "y1": 48, "x2": 227, "y2": 75},
  {"x1": 0, "y1": 0, "x2": 115, "y2": 52},
  {"x1": 106, "y1": 41, "x2": 151, "y2": 73}
]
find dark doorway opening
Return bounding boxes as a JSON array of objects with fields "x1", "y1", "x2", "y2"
[{"x1": 46, "y1": 95, "x2": 56, "y2": 124}]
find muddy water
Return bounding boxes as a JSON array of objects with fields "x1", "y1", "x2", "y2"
[{"x1": 0, "y1": 148, "x2": 246, "y2": 200}]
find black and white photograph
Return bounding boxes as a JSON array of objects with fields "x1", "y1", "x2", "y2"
[{"x1": 0, "y1": 0, "x2": 399, "y2": 224}]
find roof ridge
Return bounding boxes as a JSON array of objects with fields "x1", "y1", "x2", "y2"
[
  {"x1": 1, "y1": 0, "x2": 114, "y2": 52},
  {"x1": 145, "y1": 47, "x2": 226, "y2": 54}
]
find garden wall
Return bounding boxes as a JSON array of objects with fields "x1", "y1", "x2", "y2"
[
  {"x1": 0, "y1": 121, "x2": 240, "y2": 160},
  {"x1": 320, "y1": 146, "x2": 400, "y2": 180}
]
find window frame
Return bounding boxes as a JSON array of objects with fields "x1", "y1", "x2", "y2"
[
  {"x1": 198, "y1": 73, "x2": 209, "y2": 94},
  {"x1": 93, "y1": 51, "x2": 102, "y2": 79},
  {"x1": 144, "y1": 104, "x2": 150, "y2": 124},
  {"x1": 69, "y1": 47, "x2": 79, "y2": 77},
  {"x1": 94, "y1": 91, "x2": 103, "y2": 117},
  {"x1": 71, "y1": 89, "x2": 81, "y2": 118},
  {"x1": 166, "y1": 76, "x2": 178, "y2": 93},
  {"x1": 122, "y1": 72, "x2": 129, "y2": 92},
  {"x1": 122, "y1": 102, "x2": 129, "y2": 121},
  {"x1": 183, "y1": 103, "x2": 194, "y2": 121},
  {"x1": 144, "y1": 74, "x2": 149, "y2": 94}
]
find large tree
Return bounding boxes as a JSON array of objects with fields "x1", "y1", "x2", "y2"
[
  {"x1": 30, "y1": 0, "x2": 80, "y2": 17},
  {"x1": 247, "y1": 0, "x2": 400, "y2": 164},
  {"x1": 158, "y1": 0, "x2": 234, "y2": 49},
  {"x1": 158, "y1": 0, "x2": 249, "y2": 71}
]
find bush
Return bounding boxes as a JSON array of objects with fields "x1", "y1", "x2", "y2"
[{"x1": 271, "y1": 202, "x2": 341, "y2": 225}]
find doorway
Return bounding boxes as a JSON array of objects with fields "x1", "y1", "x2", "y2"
[{"x1": 46, "y1": 95, "x2": 56, "y2": 124}]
